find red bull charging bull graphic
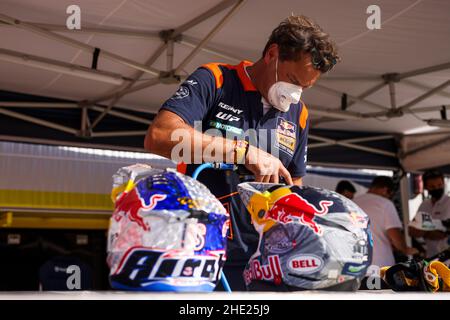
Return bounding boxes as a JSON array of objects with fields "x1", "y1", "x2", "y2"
[
  {"x1": 114, "y1": 189, "x2": 166, "y2": 231},
  {"x1": 266, "y1": 193, "x2": 333, "y2": 235}
]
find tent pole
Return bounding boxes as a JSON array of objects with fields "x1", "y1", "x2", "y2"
[
  {"x1": 166, "y1": 40, "x2": 174, "y2": 71},
  {"x1": 0, "y1": 13, "x2": 160, "y2": 76},
  {"x1": 309, "y1": 134, "x2": 396, "y2": 157},
  {"x1": 84, "y1": 1, "x2": 241, "y2": 126},
  {"x1": 0, "y1": 102, "x2": 77, "y2": 108},
  {"x1": 309, "y1": 135, "x2": 394, "y2": 148},
  {"x1": 27, "y1": 23, "x2": 160, "y2": 39},
  {"x1": 0, "y1": 135, "x2": 149, "y2": 153},
  {"x1": 175, "y1": 0, "x2": 246, "y2": 74},
  {"x1": 91, "y1": 131, "x2": 147, "y2": 138},
  {"x1": 346, "y1": 82, "x2": 387, "y2": 109},
  {"x1": 388, "y1": 82, "x2": 397, "y2": 109},
  {"x1": 0, "y1": 48, "x2": 128, "y2": 85},
  {"x1": 399, "y1": 80, "x2": 450, "y2": 112},
  {"x1": 90, "y1": 106, "x2": 152, "y2": 125},
  {"x1": 3, "y1": 22, "x2": 244, "y2": 64},
  {"x1": 308, "y1": 106, "x2": 363, "y2": 120},
  {"x1": 80, "y1": 105, "x2": 88, "y2": 137},
  {"x1": 364, "y1": 105, "x2": 450, "y2": 117},
  {"x1": 320, "y1": 76, "x2": 379, "y2": 81},
  {"x1": 88, "y1": 77, "x2": 160, "y2": 130},
  {"x1": 307, "y1": 161, "x2": 399, "y2": 171},
  {"x1": 397, "y1": 61, "x2": 450, "y2": 80},
  {"x1": 402, "y1": 79, "x2": 450, "y2": 100},
  {"x1": 340, "y1": 135, "x2": 394, "y2": 144},
  {"x1": 314, "y1": 84, "x2": 389, "y2": 111},
  {"x1": 179, "y1": 35, "x2": 241, "y2": 63},
  {"x1": 172, "y1": 0, "x2": 239, "y2": 38},
  {"x1": 0, "y1": 108, "x2": 78, "y2": 135},
  {"x1": 403, "y1": 135, "x2": 450, "y2": 157},
  {"x1": 87, "y1": 43, "x2": 167, "y2": 106},
  {"x1": 399, "y1": 174, "x2": 413, "y2": 247},
  {"x1": 0, "y1": 102, "x2": 153, "y2": 125}
]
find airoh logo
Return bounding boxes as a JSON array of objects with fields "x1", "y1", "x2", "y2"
[{"x1": 115, "y1": 249, "x2": 225, "y2": 285}]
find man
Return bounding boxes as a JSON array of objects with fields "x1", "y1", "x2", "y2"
[
  {"x1": 144, "y1": 15, "x2": 339, "y2": 289},
  {"x1": 353, "y1": 176, "x2": 417, "y2": 268},
  {"x1": 409, "y1": 170, "x2": 450, "y2": 258},
  {"x1": 335, "y1": 180, "x2": 356, "y2": 200}
]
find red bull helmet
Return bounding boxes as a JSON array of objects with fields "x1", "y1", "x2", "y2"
[
  {"x1": 238, "y1": 182, "x2": 373, "y2": 291},
  {"x1": 107, "y1": 165, "x2": 229, "y2": 292}
]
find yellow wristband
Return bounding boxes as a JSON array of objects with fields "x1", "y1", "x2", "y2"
[{"x1": 234, "y1": 140, "x2": 248, "y2": 164}]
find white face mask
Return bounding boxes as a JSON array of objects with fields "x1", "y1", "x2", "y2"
[{"x1": 268, "y1": 59, "x2": 303, "y2": 112}]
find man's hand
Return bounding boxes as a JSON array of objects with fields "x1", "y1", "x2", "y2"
[{"x1": 244, "y1": 145, "x2": 293, "y2": 185}]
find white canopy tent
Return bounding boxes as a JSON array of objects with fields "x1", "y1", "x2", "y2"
[{"x1": 0, "y1": 0, "x2": 449, "y2": 172}]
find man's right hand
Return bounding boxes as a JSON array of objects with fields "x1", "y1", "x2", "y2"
[{"x1": 244, "y1": 145, "x2": 293, "y2": 185}]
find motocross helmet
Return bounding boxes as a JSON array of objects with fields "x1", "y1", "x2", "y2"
[
  {"x1": 107, "y1": 165, "x2": 229, "y2": 292},
  {"x1": 238, "y1": 182, "x2": 373, "y2": 291}
]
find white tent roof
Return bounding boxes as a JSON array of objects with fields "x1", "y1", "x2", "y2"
[{"x1": 0, "y1": 0, "x2": 449, "y2": 170}]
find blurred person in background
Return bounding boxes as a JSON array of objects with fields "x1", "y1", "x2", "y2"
[
  {"x1": 354, "y1": 176, "x2": 418, "y2": 267},
  {"x1": 409, "y1": 170, "x2": 450, "y2": 259},
  {"x1": 335, "y1": 180, "x2": 356, "y2": 200}
]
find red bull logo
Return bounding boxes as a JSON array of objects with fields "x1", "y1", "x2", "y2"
[
  {"x1": 266, "y1": 193, "x2": 333, "y2": 235},
  {"x1": 277, "y1": 119, "x2": 296, "y2": 138},
  {"x1": 114, "y1": 189, "x2": 166, "y2": 231},
  {"x1": 243, "y1": 255, "x2": 283, "y2": 285},
  {"x1": 279, "y1": 119, "x2": 295, "y2": 131}
]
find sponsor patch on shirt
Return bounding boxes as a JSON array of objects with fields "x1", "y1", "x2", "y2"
[
  {"x1": 171, "y1": 85, "x2": 189, "y2": 100},
  {"x1": 209, "y1": 120, "x2": 243, "y2": 135},
  {"x1": 275, "y1": 117, "x2": 296, "y2": 156}
]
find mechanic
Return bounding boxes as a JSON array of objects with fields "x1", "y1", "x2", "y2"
[
  {"x1": 144, "y1": 15, "x2": 339, "y2": 290},
  {"x1": 336, "y1": 180, "x2": 357, "y2": 200},
  {"x1": 409, "y1": 169, "x2": 450, "y2": 258}
]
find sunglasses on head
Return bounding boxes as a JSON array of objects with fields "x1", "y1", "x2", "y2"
[{"x1": 310, "y1": 47, "x2": 336, "y2": 73}]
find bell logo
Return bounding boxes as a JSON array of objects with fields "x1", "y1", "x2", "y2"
[{"x1": 288, "y1": 255, "x2": 323, "y2": 274}]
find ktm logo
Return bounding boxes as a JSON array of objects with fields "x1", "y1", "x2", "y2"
[{"x1": 215, "y1": 112, "x2": 240, "y2": 122}]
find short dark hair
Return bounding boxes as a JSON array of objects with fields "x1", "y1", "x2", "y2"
[
  {"x1": 336, "y1": 180, "x2": 356, "y2": 194},
  {"x1": 422, "y1": 169, "x2": 444, "y2": 184},
  {"x1": 370, "y1": 176, "x2": 394, "y2": 192},
  {"x1": 262, "y1": 15, "x2": 340, "y2": 73}
]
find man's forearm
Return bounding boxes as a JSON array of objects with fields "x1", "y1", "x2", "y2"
[
  {"x1": 145, "y1": 112, "x2": 236, "y2": 164},
  {"x1": 387, "y1": 228, "x2": 408, "y2": 253},
  {"x1": 408, "y1": 226, "x2": 425, "y2": 238}
]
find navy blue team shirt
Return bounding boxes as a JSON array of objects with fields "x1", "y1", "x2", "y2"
[
  {"x1": 161, "y1": 60, "x2": 309, "y2": 177},
  {"x1": 160, "y1": 60, "x2": 310, "y2": 263}
]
